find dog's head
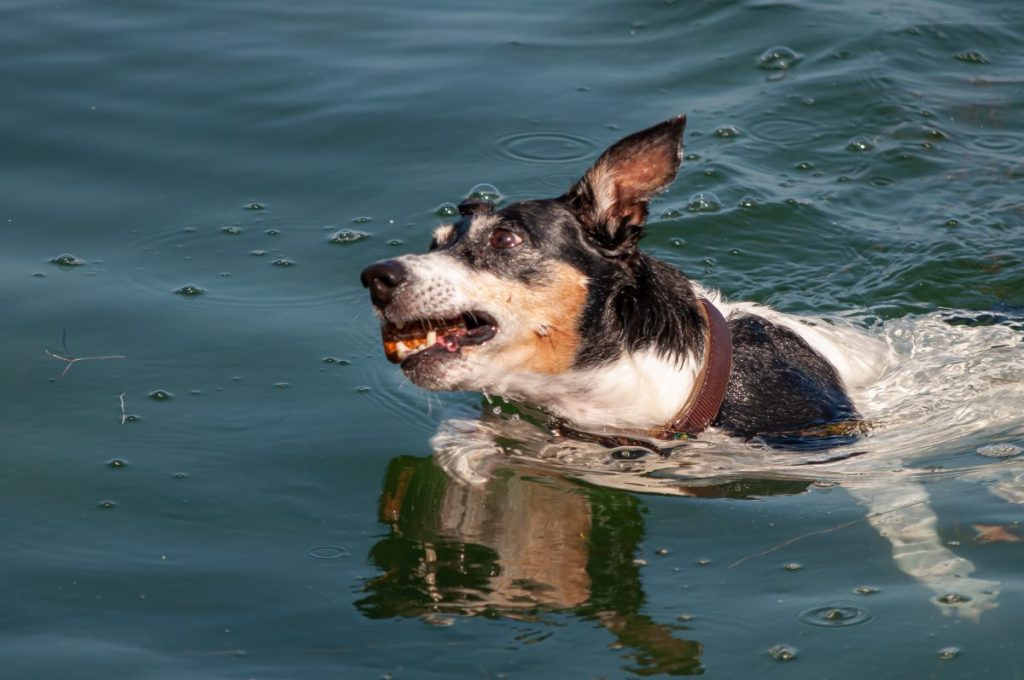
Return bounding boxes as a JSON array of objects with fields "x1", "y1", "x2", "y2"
[{"x1": 361, "y1": 116, "x2": 689, "y2": 398}]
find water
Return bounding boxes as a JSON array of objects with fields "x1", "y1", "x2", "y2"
[{"x1": 2, "y1": 0, "x2": 1023, "y2": 677}]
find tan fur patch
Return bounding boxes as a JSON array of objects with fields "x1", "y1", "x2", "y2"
[{"x1": 468, "y1": 263, "x2": 587, "y2": 375}]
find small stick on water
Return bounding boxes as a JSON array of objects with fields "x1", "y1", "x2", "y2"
[
  {"x1": 119, "y1": 393, "x2": 127, "y2": 425},
  {"x1": 45, "y1": 328, "x2": 125, "y2": 377},
  {"x1": 45, "y1": 349, "x2": 127, "y2": 377},
  {"x1": 728, "y1": 499, "x2": 927, "y2": 568}
]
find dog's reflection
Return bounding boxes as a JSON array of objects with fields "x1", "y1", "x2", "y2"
[{"x1": 356, "y1": 455, "x2": 733, "y2": 675}]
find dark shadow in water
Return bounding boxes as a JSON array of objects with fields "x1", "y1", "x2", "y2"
[{"x1": 355, "y1": 455, "x2": 810, "y2": 676}]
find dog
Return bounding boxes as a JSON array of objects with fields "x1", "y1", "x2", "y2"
[{"x1": 361, "y1": 116, "x2": 879, "y2": 442}]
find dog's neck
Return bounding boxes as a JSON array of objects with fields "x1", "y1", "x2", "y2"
[{"x1": 483, "y1": 347, "x2": 702, "y2": 431}]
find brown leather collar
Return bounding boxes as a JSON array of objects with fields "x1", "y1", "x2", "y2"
[{"x1": 655, "y1": 297, "x2": 733, "y2": 438}]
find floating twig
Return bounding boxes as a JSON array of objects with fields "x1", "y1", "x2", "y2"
[{"x1": 45, "y1": 329, "x2": 125, "y2": 377}]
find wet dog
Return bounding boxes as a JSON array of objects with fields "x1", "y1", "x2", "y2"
[{"x1": 361, "y1": 116, "x2": 876, "y2": 441}]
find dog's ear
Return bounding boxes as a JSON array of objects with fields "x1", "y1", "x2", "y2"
[{"x1": 564, "y1": 115, "x2": 686, "y2": 252}]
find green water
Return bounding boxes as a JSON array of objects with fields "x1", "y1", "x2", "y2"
[{"x1": 2, "y1": 0, "x2": 1023, "y2": 677}]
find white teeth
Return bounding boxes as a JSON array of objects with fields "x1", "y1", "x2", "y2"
[
  {"x1": 427, "y1": 331, "x2": 437, "y2": 346},
  {"x1": 395, "y1": 341, "x2": 411, "y2": 360}
]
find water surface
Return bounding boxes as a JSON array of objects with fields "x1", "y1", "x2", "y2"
[{"x1": 2, "y1": 0, "x2": 1023, "y2": 677}]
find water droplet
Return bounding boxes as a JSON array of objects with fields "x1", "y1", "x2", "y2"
[
  {"x1": 386, "y1": 239, "x2": 403, "y2": 246},
  {"x1": 222, "y1": 226, "x2": 242, "y2": 235},
  {"x1": 245, "y1": 202, "x2": 265, "y2": 211},
  {"x1": 50, "y1": 253, "x2": 84, "y2": 267},
  {"x1": 783, "y1": 562, "x2": 802, "y2": 571},
  {"x1": 123, "y1": 414, "x2": 140, "y2": 423},
  {"x1": 265, "y1": 229, "x2": 280, "y2": 236},
  {"x1": 937, "y1": 646, "x2": 961, "y2": 660},
  {"x1": 274, "y1": 382, "x2": 289, "y2": 389},
  {"x1": 758, "y1": 46, "x2": 802, "y2": 70},
  {"x1": 738, "y1": 196, "x2": 759, "y2": 209},
  {"x1": 435, "y1": 202, "x2": 459, "y2": 218},
  {"x1": 148, "y1": 390, "x2": 172, "y2": 401},
  {"x1": 685, "y1": 153, "x2": 701, "y2": 161},
  {"x1": 854, "y1": 586, "x2": 880, "y2": 596},
  {"x1": 174, "y1": 284, "x2": 204, "y2": 296},
  {"x1": 796, "y1": 161, "x2": 814, "y2": 171},
  {"x1": 670, "y1": 237, "x2": 686, "y2": 247},
  {"x1": 98, "y1": 500, "x2": 117, "y2": 509},
  {"x1": 307, "y1": 546, "x2": 350, "y2": 560},
  {"x1": 955, "y1": 50, "x2": 988, "y2": 64},
  {"x1": 272, "y1": 258, "x2": 295, "y2": 267},
  {"x1": 661, "y1": 208, "x2": 683, "y2": 218},
  {"x1": 714, "y1": 125, "x2": 741, "y2": 138},
  {"x1": 108, "y1": 459, "x2": 127, "y2": 469},
  {"x1": 768, "y1": 645, "x2": 797, "y2": 661},
  {"x1": 847, "y1": 136, "x2": 874, "y2": 152},
  {"x1": 351, "y1": 216, "x2": 372, "y2": 224},
  {"x1": 174, "y1": 472, "x2": 188, "y2": 479},
  {"x1": 329, "y1": 229, "x2": 369, "y2": 245},
  {"x1": 467, "y1": 183, "x2": 502, "y2": 203},
  {"x1": 977, "y1": 443, "x2": 1021, "y2": 458},
  {"x1": 798, "y1": 604, "x2": 873, "y2": 627},
  {"x1": 687, "y1": 191, "x2": 721, "y2": 213}
]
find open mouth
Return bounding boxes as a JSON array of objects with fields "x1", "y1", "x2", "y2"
[{"x1": 380, "y1": 311, "x2": 498, "y2": 364}]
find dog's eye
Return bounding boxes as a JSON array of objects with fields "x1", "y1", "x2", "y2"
[{"x1": 489, "y1": 227, "x2": 523, "y2": 249}]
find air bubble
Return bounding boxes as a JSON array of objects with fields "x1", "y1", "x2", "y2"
[
  {"x1": 435, "y1": 202, "x2": 459, "y2": 218},
  {"x1": 149, "y1": 390, "x2": 173, "y2": 400},
  {"x1": 937, "y1": 592, "x2": 972, "y2": 605},
  {"x1": 98, "y1": 500, "x2": 117, "y2": 509},
  {"x1": 387, "y1": 239, "x2": 403, "y2": 246},
  {"x1": 783, "y1": 562, "x2": 802, "y2": 571},
  {"x1": 50, "y1": 253, "x2": 84, "y2": 266},
  {"x1": 847, "y1": 136, "x2": 874, "y2": 152},
  {"x1": 274, "y1": 382, "x2": 289, "y2": 389},
  {"x1": 467, "y1": 183, "x2": 502, "y2": 204},
  {"x1": 937, "y1": 646, "x2": 961, "y2": 660},
  {"x1": 714, "y1": 125, "x2": 741, "y2": 138},
  {"x1": 738, "y1": 197, "x2": 759, "y2": 209},
  {"x1": 222, "y1": 226, "x2": 242, "y2": 235},
  {"x1": 661, "y1": 208, "x2": 683, "y2": 218},
  {"x1": 108, "y1": 459, "x2": 127, "y2": 469},
  {"x1": 955, "y1": 50, "x2": 988, "y2": 64},
  {"x1": 329, "y1": 229, "x2": 369, "y2": 244},
  {"x1": 854, "y1": 586, "x2": 880, "y2": 596},
  {"x1": 768, "y1": 645, "x2": 797, "y2": 661},
  {"x1": 265, "y1": 229, "x2": 280, "y2": 236},
  {"x1": 798, "y1": 604, "x2": 873, "y2": 627},
  {"x1": 670, "y1": 238, "x2": 686, "y2": 247},
  {"x1": 796, "y1": 161, "x2": 814, "y2": 171},
  {"x1": 758, "y1": 46, "x2": 802, "y2": 71},
  {"x1": 174, "y1": 284, "x2": 204, "y2": 296},
  {"x1": 244, "y1": 202, "x2": 265, "y2": 211},
  {"x1": 687, "y1": 191, "x2": 721, "y2": 213},
  {"x1": 272, "y1": 258, "x2": 295, "y2": 267}
]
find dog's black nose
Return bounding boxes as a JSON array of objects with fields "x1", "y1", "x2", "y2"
[{"x1": 360, "y1": 259, "x2": 408, "y2": 308}]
